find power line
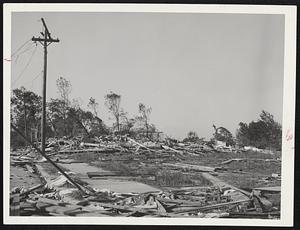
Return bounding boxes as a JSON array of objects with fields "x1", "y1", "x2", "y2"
[
  {"x1": 11, "y1": 39, "x2": 31, "y2": 57},
  {"x1": 13, "y1": 42, "x2": 37, "y2": 63},
  {"x1": 23, "y1": 70, "x2": 43, "y2": 89},
  {"x1": 12, "y1": 45, "x2": 38, "y2": 86}
]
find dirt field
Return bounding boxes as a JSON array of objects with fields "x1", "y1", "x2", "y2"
[
  {"x1": 63, "y1": 150, "x2": 281, "y2": 190},
  {"x1": 10, "y1": 165, "x2": 41, "y2": 191}
]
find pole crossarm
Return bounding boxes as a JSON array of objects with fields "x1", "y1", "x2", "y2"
[{"x1": 32, "y1": 37, "x2": 60, "y2": 43}]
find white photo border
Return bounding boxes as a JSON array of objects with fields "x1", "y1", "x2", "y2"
[{"x1": 3, "y1": 3, "x2": 297, "y2": 226}]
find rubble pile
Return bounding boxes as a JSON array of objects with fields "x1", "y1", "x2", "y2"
[
  {"x1": 10, "y1": 175, "x2": 280, "y2": 218},
  {"x1": 9, "y1": 135, "x2": 281, "y2": 218}
]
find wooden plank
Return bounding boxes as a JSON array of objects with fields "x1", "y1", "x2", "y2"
[
  {"x1": 228, "y1": 211, "x2": 280, "y2": 219},
  {"x1": 157, "y1": 197, "x2": 205, "y2": 206},
  {"x1": 38, "y1": 197, "x2": 69, "y2": 206},
  {"x1": 163, "y1": 186, "x2": 212, "y2": 192},
  {"x1": 25, "y1": 164, "x2": 35, "y2": 173},
  {"x1": 162, "y1": 145, "x2": 183, "y2": 154},
  {"x1": 252, "y1": 186, "x2": 281, "y2": 193},
  {"x1": 219, "y1": 158, "x2": 244, "y2": 165},
  {"x1": 201, "y1": 172, "x2": 274, "y2": 212},
  {"x1": 10, "y1": 194, "x2": 20, "y2": 216},
  {"x1": 163, "y1": 163, "x2": 216, "y2": 172},
  {"x1": 20, "y1": 183, "x2": 45, "y2": 196},
  {"x1": 128, "y1": 138, "x2": 158, "y2": 153},
  {"x1": 87, "y1": 171, "x2": 119, "y2": 178},
  {"x1": 45, "y1": 204, "x2": 83, "y2": 215},
  {"x1": 93, "y1": 202, "x2": 174, "y2": 217},
  {"x1": 201, "y1": 173, "x2": 251, "y2": 196},
  {"x1": 59, "y1": 148, "x2": 118, "y2": 154},
  {"x1": 172, "y1": 199, "x2": 251, "y2": 214}
]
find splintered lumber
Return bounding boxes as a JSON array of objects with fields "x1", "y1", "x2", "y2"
[
  {"x1": 227, "y1": 211, "x2": 280, "y2": 219},
  {"x1": 74, "y1": 211, "x2": 113, "y2": 217},
  {"x1": 164, "y1": 186, "x2": 213, "y2": 192},
  {"x1": 87, "y1": 171, "x2": 119, "y2": 178},
  {"x1": 93, "y1": 202, "x2": 176, "y2": 217},
  {"x1": 11, "y1": 161, "x2": 35, "y2": 166},
  {"x1": 201, "y1": 173, "x2": 251, "y2": 196},
  {"x1": 157, "y1": 197, "x2": 205, "y2": 206},
  {"x1": 252, "y1": 186, "x2": 281, "y2": 193},
  {"x1": 25, "y1": 164, "x2": 35, "y2": 173},
  {"x1": 163, "y1": 163, "x2": 216, "y2": 172},
  {"x1": 251, "y1": 190, "x2": 273, "y2": 212},
  {"x1": 80, "y1": 142, "x2": 100, "y2": 148},
  {"x1": 20, "y1": 183, "x2": 45, "y2": 196},
  {"x1": 59, "y1": 148, "x2": 117, "y2": 154},
  {"x1": 38, "y1": 197, "x2": 69, "y2": 206},
  {"x1": 11, "y1": 124, "x2": 88, "y2": 195},
  {"x1": 128, "y1": 138, "x2": 159, "y2": 153},
  {"x1": 219, "y1": 158, "x2": 244, "y2": 165},
  {"x1": 201, "y1": 173, "x2": 274, "y2": 212},
  {"x1": 161, "y1": 145, "x2": 183, "y2": 154},
  {"x1": 10, "y1": 194, "x2": 20, "y2": 216},
  {"x1": 45, "y1": 204, "x2": 83, "y2": 215},
  {"x1": 172, "y1": 199, "x2": 251, "y2": 214}
]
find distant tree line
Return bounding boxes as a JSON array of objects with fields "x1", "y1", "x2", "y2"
[
  {"x1": 184, "y1": 111, "x2": 282, "y2": 151},
  {"x1": 10, "y1": 77, "x2": 157, "y2": 147},
  {"x1": 11, "y1": 77, "x2": 282, "y2": 151},
  {"x1": 236, "y1": 110, "x2": 282, "y2": 150}
]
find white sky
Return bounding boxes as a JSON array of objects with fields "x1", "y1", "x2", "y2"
[{"x1": 11, "y1": 12, "x2": 284, "y2": 140}]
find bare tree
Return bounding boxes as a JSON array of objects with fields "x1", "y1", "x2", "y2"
[
  {"x1": 137, "y1": 103, "x2": 152, "y2": 138},
  {"x1": 56, "y1": 77, "x2": 72, "y2": 135},
  {"x1": 88, "y1": 97, "x2": 99, "y2": 117},
  {"x1": 104, "y1": 92, "x2": 121, "y2": 132},
  {"x1": 56, "y1": 77, "x2": 72, "y2": 106},
  {"x1": 119, "y1": 111, "x2": 136, "y2": 134}
]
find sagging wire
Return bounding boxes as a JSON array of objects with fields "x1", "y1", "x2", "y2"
[
  {"x1": 23, "y1": 70, "x2": 43, "y2": 90},
  {"x1": 13, "y1": 42, "x2": 37, "y2": 64},
  {"x1": 11, "y1": 39, "x2": 31, "y2": 58},
  {"x1": 12, "y1": 44, "x2": 38, "y2": 87}
]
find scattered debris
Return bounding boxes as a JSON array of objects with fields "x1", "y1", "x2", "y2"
[{"x1": 9, "y1": 131, "x2": 281, "y2": 218}]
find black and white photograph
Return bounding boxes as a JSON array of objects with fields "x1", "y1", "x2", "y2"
[{"x1": 3, "y1": 4, "x2": 296, "y2": 226}]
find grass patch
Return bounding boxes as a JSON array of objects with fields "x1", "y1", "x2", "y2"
[
  {"x1": 91, "y1": 161, "x2": 135, "y2": 176},
  {"x1": 155, "y1": 170, "x2": 195, "y2": 187},
  {"x1": 71, "y1": 152, "x2": 102, "y2": 162}
]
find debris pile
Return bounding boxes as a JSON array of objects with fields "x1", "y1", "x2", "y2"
[
  {"x1": 10, "y1": 134, "x2": 281, "y2": 218},
  {"x1": 10, "y1": 174, "x2": 280, "y2": 218}
]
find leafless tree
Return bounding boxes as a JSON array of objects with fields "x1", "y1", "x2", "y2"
[
  {"x1": 88, "y1": 97, "x2": 99, "y2": 117},
  {"x1": 56, "y1": 77, "x2": 72, "y2": 135},
  {"x1": 137, "y1": 103, "x2": 152, "y2": 138},
  {"x1": 105, "y1": 92, "x2": 121, "y2": 132}
]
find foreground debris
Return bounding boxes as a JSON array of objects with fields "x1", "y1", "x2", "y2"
[
  {"x1": 10, "y1": 132, "x2": 281, "y2": 218},
  {"x1": 10, "y1": 167, "x2": 280, "y2": 218}
]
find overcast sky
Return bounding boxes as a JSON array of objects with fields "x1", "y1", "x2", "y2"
[{"x1": 11, "y1": 12, "x2": 284, "y2": 140}]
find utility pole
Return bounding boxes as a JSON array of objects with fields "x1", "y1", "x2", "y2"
[
  {"x1": 23, "y1": 91, "x2": 27, "y2": 138},
  {"x1": 32, "y1": 18, "x2": 59, "y2": 155}
]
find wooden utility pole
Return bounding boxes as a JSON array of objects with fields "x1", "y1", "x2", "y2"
[
  {"x1": 32, "y1": 18, "x2": 59, "y2": 155},
  {"x1": 23, "y1": 91, "x2": 27, "y2": 138}
]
